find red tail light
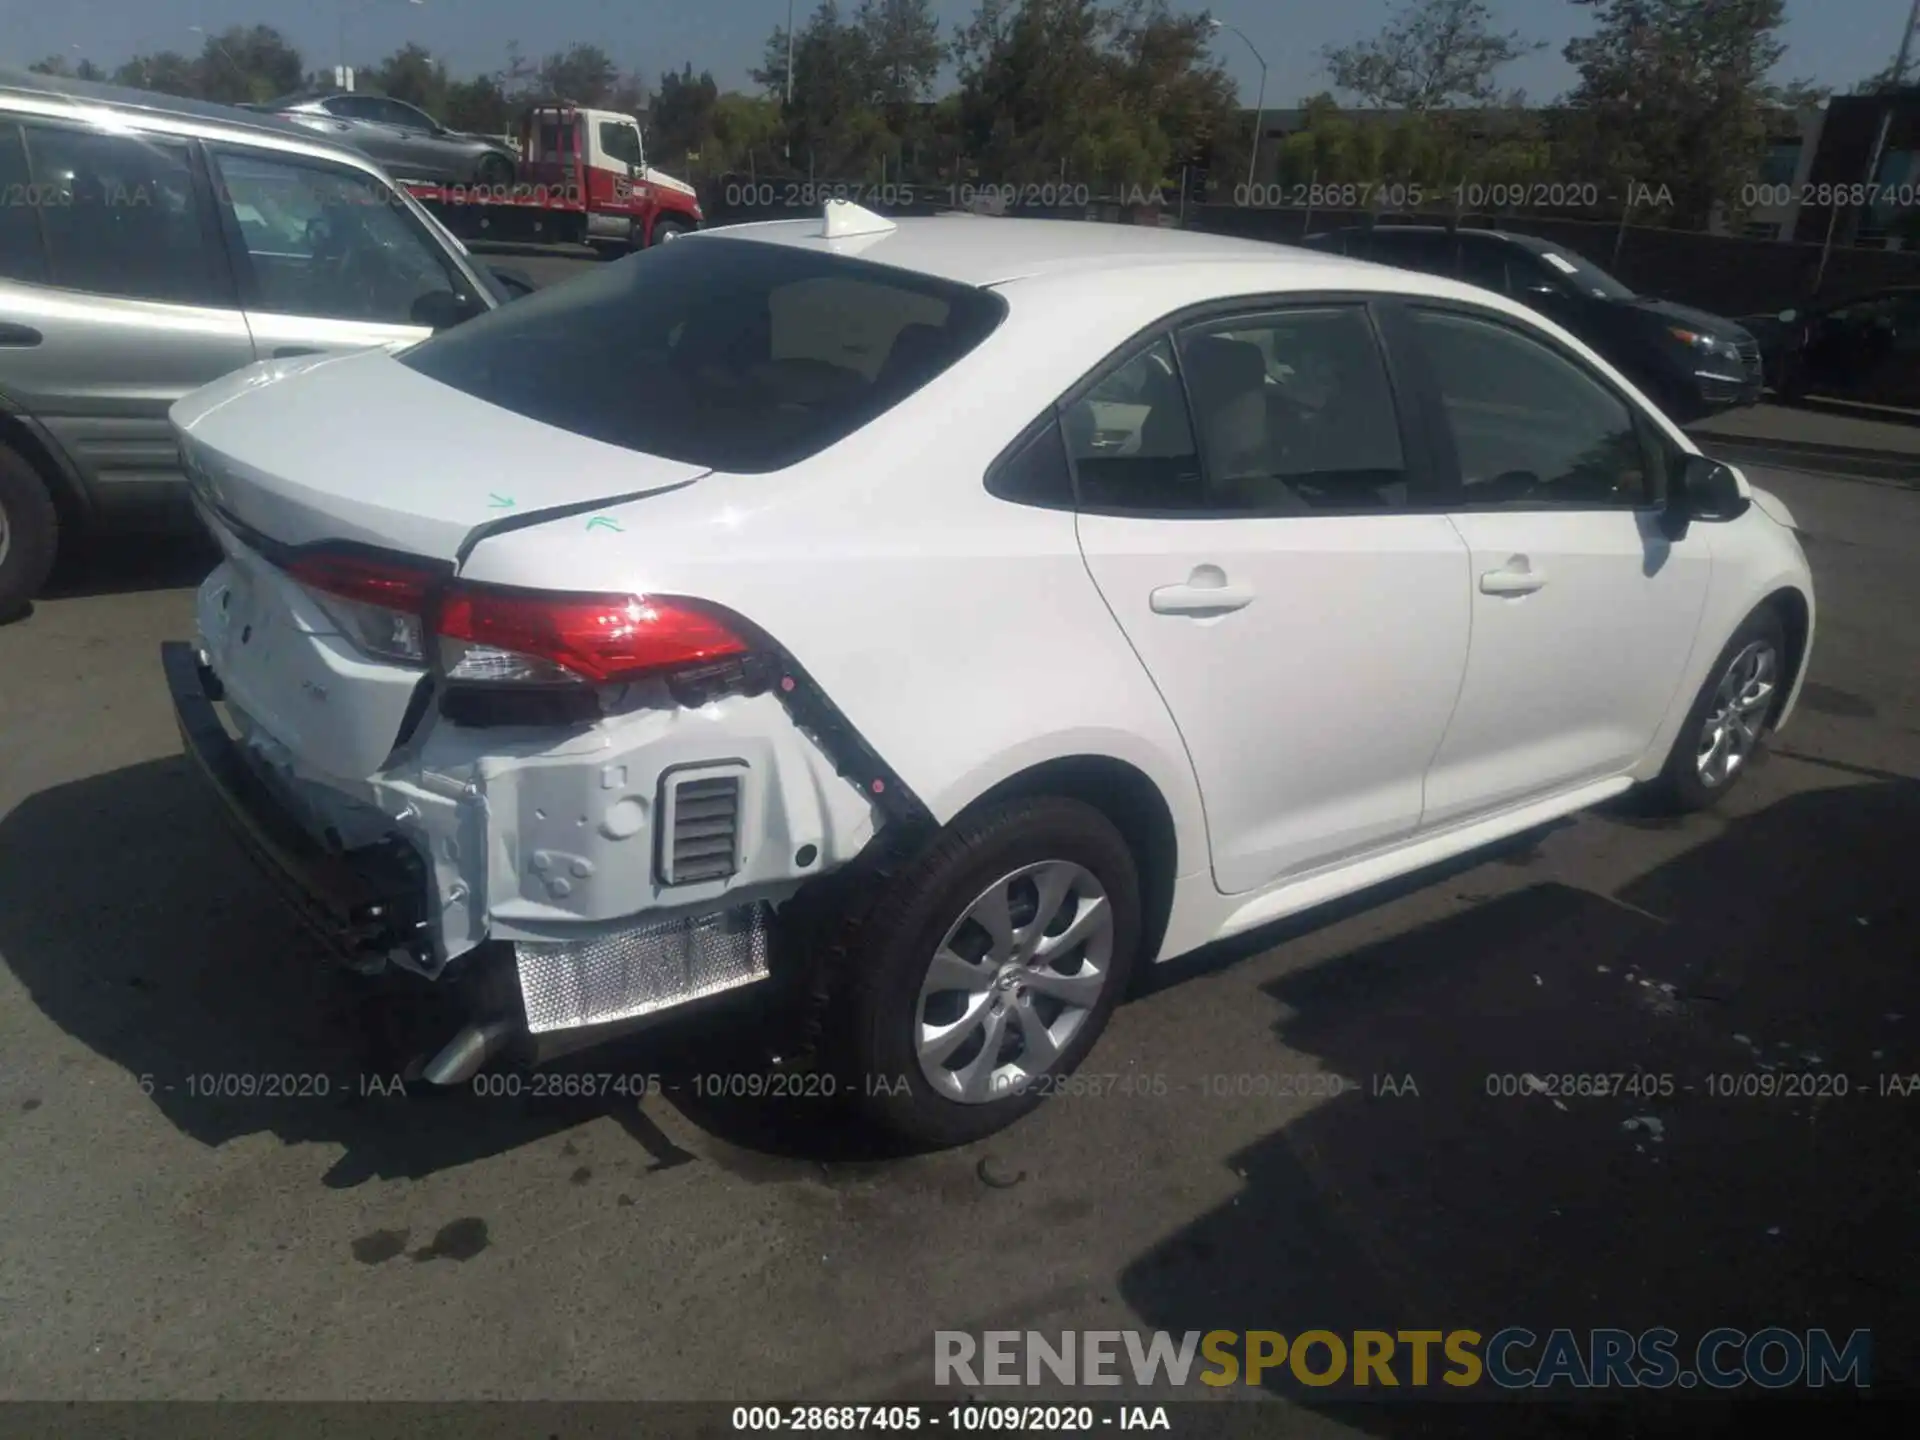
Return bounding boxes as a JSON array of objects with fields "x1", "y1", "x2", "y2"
[
  {"x1": 286, "y1": 551, "x2": 437, "y2": 611},
  {"x1": 435, "y1": 586, "x2": 749, "y2": 685},
  {"x1": 285, "y1": 550, "x2": 440, "y2": 666}
]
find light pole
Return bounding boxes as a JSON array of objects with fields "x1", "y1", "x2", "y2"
[
  {"x1": 338, "y1": 0, "x2": 425, "y2": 78},
  {"x1": 1858, "y1": 0, "x2": 1920, "y2": 244},
  {"x1": 785, "y1": 0, "x2": 796, "y2": 107},
  {"x1": 1209, "y1": 18, "x2": 1268, "y2": 196}
]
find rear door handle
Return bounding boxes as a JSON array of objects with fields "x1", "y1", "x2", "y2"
[
  {"x1": 1150, "y1": 575, "x2": 1256, "y2": 616},
  {"x1": 1480, "y1": 564, "x2": 1548, "y2": 596},
  {"x1": 0, "y1": 323, "x2": 42, "y2": 347}
]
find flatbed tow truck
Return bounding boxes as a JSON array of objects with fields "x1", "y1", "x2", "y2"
[{"x1": 404, "y1": 102, "x2": 703, "y2": 254}]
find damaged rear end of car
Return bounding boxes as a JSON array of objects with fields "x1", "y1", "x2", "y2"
[
  {"x1": 160, "y1": 229, "x2": 1004, "y2": 1083},
  {"x1": 163, "y1": 529, "x2": 907, "y2": 1082}
]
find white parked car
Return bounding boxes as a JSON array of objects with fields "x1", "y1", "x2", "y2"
[{"x1": 161, "y1": 204, "x2": 1815, "y2": 1147}]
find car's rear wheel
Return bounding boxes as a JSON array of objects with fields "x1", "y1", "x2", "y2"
[
  {"x1": 0, "y1": 441, "x2": 59, "y2": 622},
  {"x1": 840, "y1": 797, "x2": 1141, "y2": 1148},
  {"x1": 1644, "y1": 606, "x2": 1788, "y2": 812},
  {"x1": 474, "y1": 153, "x2": 514, "y2": 188}
]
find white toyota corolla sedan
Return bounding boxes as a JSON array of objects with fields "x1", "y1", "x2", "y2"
[{"x1": 161, "y1": 203, "x2": 1814, "y2": 1146}]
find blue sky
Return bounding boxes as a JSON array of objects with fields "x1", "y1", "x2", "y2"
[{"x1": 4, "y1": 0, "x2": 1915, "y2": 106}]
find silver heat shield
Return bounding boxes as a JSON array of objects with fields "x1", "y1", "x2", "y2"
[{"x1": 514, "y1": 902, "x2": 772, "y2": 1034}]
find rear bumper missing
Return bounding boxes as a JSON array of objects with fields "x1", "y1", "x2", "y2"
[{"x1": 161, "y1": 641, "x2": 434, "y2": 970}]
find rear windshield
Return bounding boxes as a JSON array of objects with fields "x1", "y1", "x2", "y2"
[{"x1": 399, "y1": 235, "x2": 1007, "y2": 472}]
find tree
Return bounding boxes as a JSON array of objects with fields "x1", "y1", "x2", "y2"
[
  {"x1": 1768, "y1": 78, "x2": 1829, "y2": 108},
  {"x1": 111, "y1": 52, "x2": 201, "y2": 98},
  {"x1": 949, "y1": 0, "x2": 1233, "y2": 192},
  {"x1": 755, "y1": 3, "x2": 896, "y2": 175},
  {"x1": 368, "y1": 43, "x2": 450, "y2": 113},
  {"x1": 1102, "y1": 1, "x2": 1237, "y2": 181},
  {"x1": 1850, "y1": 59, "x2": 1915, "y2": 96},
  {"x1": 652, "y1": 64, "x2": 722, "y2": 168},
  {"x1": 192, "y1": 25, "x2": 304, "y2": 105},
  {"x1": 26, "y1": 56, "x2": 102, "y2": 81},
  {"x1": 1560, "y1": 0, "x2": 1790, "y2": 228},
  {"x1": 1323, "y1": 0, "x2": 1543, "y2": 110},
  {"x1": 858, "y1": 0, "x2": 944, "y2": 103},
  {"x1": 537, "y1": 43, "x2": 620, "y2": 105},
  {"x1": 712, "y1": 91, "x2": 785, "y2": 173},
  {"x1": 443, "y1": 74, "x2": 512, "y2": 135},
  {"x1": 950, "y1": 0, "x2": 1112, "y2": 183}
]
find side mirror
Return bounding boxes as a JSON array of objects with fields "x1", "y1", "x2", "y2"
[
  {"x1": 411, "y1": 289, "x2": 485, "y2": 331},
  {"x1": 1664, "y1": 455, "x2": 1750, "y2": 539}
]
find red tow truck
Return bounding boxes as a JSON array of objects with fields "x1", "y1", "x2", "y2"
[{"x1": 404, "y1": 102, "x2": 704, "y2": 254}]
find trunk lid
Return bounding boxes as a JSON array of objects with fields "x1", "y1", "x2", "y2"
[{"x1": 172, "y1": 347, "x2": 710, "y2": 561}]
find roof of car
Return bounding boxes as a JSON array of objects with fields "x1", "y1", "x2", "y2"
[
  {"x1": 0, "y1": 68, "x2": 353, "y2": 150},
  {"x1": 695, "y1": 214, "x2": 1384, "y2": 288}
]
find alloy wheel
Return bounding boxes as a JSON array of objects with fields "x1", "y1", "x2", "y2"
[
  {"x1": 913, "y1": 860, "x2": 1114, "y2": 1104},
  {"x1": 1696, "y1": 640, "x2": 1779, "y2": 787}
]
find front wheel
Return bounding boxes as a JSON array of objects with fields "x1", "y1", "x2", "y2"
[
  {"x1": 649, "y1": 218, "x2": 691, "y2": 246},
  {"x1": 1643, "y1": 606, "x2": 1788, "y2": 812},
  {"x1": 840, "y1": 797, "x2": 1142, "y2": 1148}
]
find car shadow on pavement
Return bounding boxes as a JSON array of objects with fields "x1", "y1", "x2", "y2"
[
  {"x1": 0, "y1": 754, "x2": 896, "y2": 1186},
  {"x1": 1117, "y1": 776, "x2": 1919, "y2": 1423}
]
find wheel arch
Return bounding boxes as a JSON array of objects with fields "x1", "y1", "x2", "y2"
[
  {"x1": 954, "y1": 754, "x2": 1188, "y2": 979},
  {"x1": 0, "y1": 405, "x2": 92, "y2": 551},
  {"x1": 1761, "y1": 582, "x2": 1814, "y2": 730}
]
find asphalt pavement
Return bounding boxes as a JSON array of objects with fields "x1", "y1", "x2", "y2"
[{"x1": 0, "y1": 293, "x2": 1916, "y2": 1421}]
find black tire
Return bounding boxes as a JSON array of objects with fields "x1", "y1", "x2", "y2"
[
  {"x1": 840, "y1": 796, "x2": 1142, "y2": 1149},
  {"x1": 474, "y1": 153, "x2": 515, "y2": 188},
  {"x1": 0, "y1": 441, "x2": 59, "y2": 622},
  {"x1": 1643, "y1": 605, "x2": 1789, "y2": 813},
  {"x1": 649, "y1": 218, "x2": 690, "y2": 247}
]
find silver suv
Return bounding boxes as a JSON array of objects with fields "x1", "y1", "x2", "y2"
[{"x1": 0, "y1": 69, "x2": 512, "y2": 617}]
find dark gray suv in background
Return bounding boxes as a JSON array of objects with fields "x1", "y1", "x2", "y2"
[
  {"x1": 1302, "y1": 224, "x2": 1764, "y2": 423},
  {"x1": 250, "y1": 92, "x2": 518, "y2": 187},
  {"x1": 0, "y1": 70, "x2": 512, "y2": 618}
]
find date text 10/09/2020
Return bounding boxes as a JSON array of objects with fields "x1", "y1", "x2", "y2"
[
  {"x1": 118, "y1": 1070, "x2": 1425, "y2": 1103},
  {"x1": 732, "y1": 1405, "x2": 1171, "y2": 1432},
  {"x1": 722, "y1": 182, "x2": 1098, "y2": 210}
]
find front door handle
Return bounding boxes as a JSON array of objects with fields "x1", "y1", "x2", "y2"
[
  {"x1": 273, "y1": 346, "x2": 322, "y2": 359},
  {"x1": 0, "y1": 323, "x2": 42, "y2": 347},
  {"x1": 1480, "y1": 560, "x2": 1548, "y2": 596},
  {"x1": 1150, "y1": 566, "x2": 1255, "y2": 616}
]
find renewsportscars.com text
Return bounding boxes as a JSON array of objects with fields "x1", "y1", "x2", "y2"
[{"x1": 934, "y1": 1328, "x2": 1871, "y2": 1390}]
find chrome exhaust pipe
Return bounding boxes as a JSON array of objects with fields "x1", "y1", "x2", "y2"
[{"x1": 420, "y1": 1018, "x2": 519, "y2": 1086}]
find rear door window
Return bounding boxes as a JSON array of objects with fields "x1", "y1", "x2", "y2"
[
  {"x1": 398, "y1": 236, "x2": 1008, "y2": 471},
  {"x1": 325, "y1": 96, "x2": 384, "y2": 121},
  {"x1": 210, "y1": 149, "x2": 473, "y2": 324},
  {"x1": 1177, "y1": 306, "x2": 1411, "y2": 513},
  {"x1": 16, "y1": 121, "x2": 227, "y2": 306},
  {"x1": 378, "y1": 100, "x2": 435, "y2": 131}
]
